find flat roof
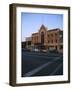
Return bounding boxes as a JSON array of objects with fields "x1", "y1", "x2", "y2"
[{"x1": 48, "y1": 28, "x2": 63, "y2": 32}]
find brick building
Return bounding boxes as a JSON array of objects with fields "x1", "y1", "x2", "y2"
[{"x1": 22, "y1": 25, "x2": 63, "y2": 53}]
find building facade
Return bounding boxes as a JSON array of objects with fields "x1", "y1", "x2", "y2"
[{"x1": 22, "y1": 25, "x2": 63, "y2": 53}]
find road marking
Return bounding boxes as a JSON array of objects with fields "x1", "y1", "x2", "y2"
[
  {"x1": 23, "y1": 58, "x2": 59, "y2": 77},
  {"x1": 50, "y1": 63, "x2": 62, "y2": 75}
]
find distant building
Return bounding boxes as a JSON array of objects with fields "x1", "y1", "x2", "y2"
[{"x1": 22, "y1": 25, "x2": 63, "y2": 53}]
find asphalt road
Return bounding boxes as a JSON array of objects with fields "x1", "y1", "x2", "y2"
[{"x1": 22, "y1": 50, "x2": 63, "y2": 77}]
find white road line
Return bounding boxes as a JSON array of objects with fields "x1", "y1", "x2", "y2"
[
  {"x1": 50, "y1": 63, "x2": 62, "y2": 75},
  {"x1": 23, "y1": 58, "x2": 59, "y2": 77}
]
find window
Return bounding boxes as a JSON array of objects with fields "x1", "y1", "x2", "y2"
[
  {"x1": 56, "y1": 40, "x2": 57, "y2": 43},
  {"x1": 51, "y1": 40, "x2": 53, "y2": 43},
  {"x1": 48, "y1": 35, "x2": 49, "y2": 37},
  {"x1": 51, "y1": 34, "x2": 53, "y2": 37},
  {"x1": 41, "y1": 32, "x2": 44, "y2": 44},
  {"x1": 55, "y1": 33, "x2": 57, "y2": 36}
]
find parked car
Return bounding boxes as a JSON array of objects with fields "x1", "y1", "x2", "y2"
[
  {"x1": 41, "y1": 49, "x2": 47, "y2": 53},
  {"x1": 32, "y1": 48, "x2": 40, "y2": 52}
]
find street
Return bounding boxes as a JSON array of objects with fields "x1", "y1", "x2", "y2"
[{"x1": 22, "y1": 50, "x2": 63, "y2": 77}]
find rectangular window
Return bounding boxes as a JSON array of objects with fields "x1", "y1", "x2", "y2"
[
  {"x1": 51, "y1": 40, "x2": 53, "y2": 43},
  {"x1": 56, "y1": 40, "x2": 57, "y2": 43},
  {"x1": 48, "y1": 35, "x2": 49, "y2": 37},
  {"x1": 51, "y1": 34, "x2": 53, "y2": 37},
  {"x1": 55, "y1": 33, "x2": 57, "y2": 36}
]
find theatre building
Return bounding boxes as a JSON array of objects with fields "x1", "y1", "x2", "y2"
[{"x1": 22, "y1": 25, "x2": 63, "y2": 53}]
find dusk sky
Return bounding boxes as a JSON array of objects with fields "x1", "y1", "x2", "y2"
[{"x1": 21, "y1": 13, "x2": 63, "y2": 41}]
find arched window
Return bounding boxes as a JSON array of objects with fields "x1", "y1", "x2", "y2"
[{"x1": 41, "y1": 32, "x2": 44, "y2": 44}]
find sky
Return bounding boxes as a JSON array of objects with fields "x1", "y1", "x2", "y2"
[{"x1": 21, "y1": 13, "x2": 63, "y2": 41}]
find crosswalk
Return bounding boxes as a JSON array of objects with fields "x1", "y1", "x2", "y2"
[{"x1": 23, "y1": 57, "x2": 61, "y2": 77}]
